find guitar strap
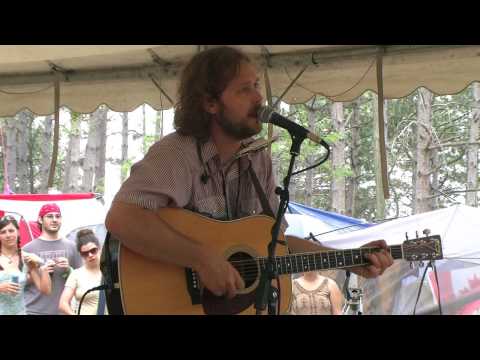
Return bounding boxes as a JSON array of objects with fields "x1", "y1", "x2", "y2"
[
  {"x1": 97, "y1": 287, "x2": 106, "y2": 315},
  {"x1": 247, "y1": 162, "x2": 275, "y2": 218},
  {"x1": 248, "y1": 161, "x2": 288, "y2": 248}
]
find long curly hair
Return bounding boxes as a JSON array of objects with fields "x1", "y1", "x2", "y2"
[
  {"x1": 0, "y1": 216, "x2": 23, "y2": 271},
  {"x1": 174, "y1": 46, "x2": 251, "y2": 141}
]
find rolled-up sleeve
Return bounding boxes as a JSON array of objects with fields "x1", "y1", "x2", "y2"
[{"x1": 113, "y1": 141, "x2": 193, "y2": 210}]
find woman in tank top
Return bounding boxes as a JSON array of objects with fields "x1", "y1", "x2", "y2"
[
  {"x1": 289, "y1": 271, "x2": 344, "y2": 315},
  {"x1": 0, "y1": 215, "x2": 52, "y2": 315}
]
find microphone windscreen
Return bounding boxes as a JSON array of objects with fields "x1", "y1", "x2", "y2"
[{"x1": 257, "y1": 106, "x2": 274, "y2": 124}]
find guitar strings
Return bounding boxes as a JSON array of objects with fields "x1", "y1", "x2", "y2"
[
  {"x1": 226, "y1": 246, "x2": 395, "y2": 265},
  {"x1": 230, "y1": 255, "x2": 480, "y2": 284},
  {"x1": 229, "y1": 247, "x2": 438, "y2": 279},
  {"x1": 199, "y1": 257, "x2": 373, "y2": 281},
  {"x1": 226, "y1": 263, "x2": 373, "y2": 282},
  {"x1": 226, "y1": 254, "x2": 373, "y2": 271},
  {"x1": 203, "y1": 245, "x2": 419, "y2": 281}
]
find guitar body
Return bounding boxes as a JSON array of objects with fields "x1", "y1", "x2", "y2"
[
  {"x1": 102, "y1": 208, "x2": 292, "y2": 315},
  {"x1": 100, "y1": 207, "x2": 444, "y2": 315}
]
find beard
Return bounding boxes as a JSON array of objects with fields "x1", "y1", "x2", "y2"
[
  {"x1": 215, "y1": 104, "x2": 262, "y2": 140},
  {"x1": 43, "y1": 224, "x2": 60, "y2": 235}
]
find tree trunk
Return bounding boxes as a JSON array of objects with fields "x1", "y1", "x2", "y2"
[
  {"x1": 27, "y1": 115, "x2": 35, "y2": 193},
  {"x1": 38, "y1": 116, "x2": 53, "y2": 193},
  {"x1": 411, "y1": 151, "x2": 417, "y2": 214},
  {"x1": 63, "y1": 112, "x2": 82, "y2": 193},
  {"x1": 430, "y1": 149, "x2": 440, "y2": 208},
  {"x1": 94, "y1": 106, "x2": 108, "y2": 194},
  {"x1": 272, "y1": 156, "x2": 282, "y2": 190},
  {"x1": 373, "y1": 95, "x2": 388, "y2": 220},
  {"x1": 414, "y1": 88, "x2": 434, "y2": 214},
  {"x1": 304, "y1": 107, "x2": 316, "y2": 207},
  {"x1": 330, "y1": 102, "x2": 346, "y2": 214},
  {"x1": 15, "y1": 111, "x2": 32, "y2": 193},
  {"x1": 289, "y1": 178, "x2": 297, "y2": 203},
  {"x1": 346, "y1": 99, "x2": 361, "y2": 217},
  {"x1": 3, "y1": 118, "x2": 17, "y2": 193},
  {"x1": 121, "y1": 112, "x2": 129, "y2": 183},
  {"x1": 82, "y1": 111, "x2": 101, "y2": 192},
  {"x1": 142, "y1": 104, "x2": 147, "y2": 154},
  {"x1": 466, "y1": 83, "x2": 480, "y2": 206}
]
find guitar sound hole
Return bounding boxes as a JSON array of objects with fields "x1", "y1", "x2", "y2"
[{"x1": 228, "y1": 252, "x2": 258, "y2": 288}]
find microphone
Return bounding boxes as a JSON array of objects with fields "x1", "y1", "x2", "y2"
[{"x1": 257, "y1": 106, "x2": 329, "y2": 147}]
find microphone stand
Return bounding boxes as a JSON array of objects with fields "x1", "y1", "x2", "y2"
[{"x1": 254, "y1": 132, "x2": 307, "y2": 315}]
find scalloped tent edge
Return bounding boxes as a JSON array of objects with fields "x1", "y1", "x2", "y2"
[{"x1": 1, "y1": 45, "x2": 479, "y2": 116}]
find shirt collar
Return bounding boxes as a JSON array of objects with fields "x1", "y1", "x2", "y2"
[{"x1": 199, "y1": 137, "x2": 257, "y2": 164}]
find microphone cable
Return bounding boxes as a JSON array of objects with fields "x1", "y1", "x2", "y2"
[
  {"x1": 77, "y1": 284, "x2": 109, "y2": 315},
  {"x1": 412, "y1": 260, "x2": 442, "y2": 315},
  {"x1": 431, "y1": 261, "x2": 443, "y2": 315},
  {"x1": 291, "y1": 142, "x2": 330, "y2": 177}
]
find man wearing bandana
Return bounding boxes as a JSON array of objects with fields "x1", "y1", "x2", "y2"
[{"x1": 23, "y1": 203, "x2": 82, "y2": 315}]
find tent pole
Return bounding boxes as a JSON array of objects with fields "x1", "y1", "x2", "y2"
[
  {"x1": 376, "y1": 46, "x2": 389, "y2": 199},
  {"x1": 47, "y1": 77, "x2": 60, "y2": 190},
  {"x1": 149, "y1": 74, "x2": 175, "y2": 108},
  {"x1": 273, "y1": 64, "x2": 309, "y2": 109},
  {"x1": 263, "y1": 59, "x2": 274, "y2": 155}
]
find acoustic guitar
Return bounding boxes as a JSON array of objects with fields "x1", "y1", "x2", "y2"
[{"x1": 100, "y1": 208, "x2": 443, "y2": 315}]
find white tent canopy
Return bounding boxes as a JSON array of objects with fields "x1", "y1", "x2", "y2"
[{"x1": 1, "y1": 45, "x2": 480, "y2": 116}]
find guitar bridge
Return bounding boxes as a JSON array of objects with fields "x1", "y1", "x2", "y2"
[{"x1": 185, "y1": 268, "x2": 202, "y2": 305}]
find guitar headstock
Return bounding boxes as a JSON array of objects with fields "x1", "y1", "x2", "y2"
[{"x1": 402, "y1": 234, "x2": 443, "y2": 261}]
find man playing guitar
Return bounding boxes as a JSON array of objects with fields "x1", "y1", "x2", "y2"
[{"x1": 105, "y1": 46, "x2": 394, "y2": 311}]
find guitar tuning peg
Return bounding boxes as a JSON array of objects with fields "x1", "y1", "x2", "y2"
[{"x1": 423, "y1": 229, "x2": 431, "y2": 237}]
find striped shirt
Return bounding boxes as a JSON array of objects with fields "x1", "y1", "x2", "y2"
[{"x1": 113, "y1": 132, "x2": 280, "y2": 221}]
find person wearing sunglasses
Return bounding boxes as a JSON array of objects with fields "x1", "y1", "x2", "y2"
[
  {"x1": 58, "y1": 229, "x2": 106, "y2": 315},
  {"x1": 0, "y1": 216, "x2": 52, "y2": 315},
  {"x1": 23, "y1": 203, "x2": 83, "y2": 315}
]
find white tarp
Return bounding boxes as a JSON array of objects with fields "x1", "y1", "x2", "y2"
[
  {"x1": 316, "y1": 205, "x2": 480, "y2": 315},
  {"x1": 1, "y1": 45, "x2": 480, "y2": 116},
  {"x1": 284, "y1": 213, "x2": 339, "y2": 239},
  {"x1": 319, "y1": 204, "x2": 480, "y2": 265}
]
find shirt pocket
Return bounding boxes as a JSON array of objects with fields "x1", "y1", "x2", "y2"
[
  {"x1": 237, "y1": 197, "x2": 261, "y2": 218},
  {"x1": 192, "y1": 195, "x2": 227, "y2": 220}
]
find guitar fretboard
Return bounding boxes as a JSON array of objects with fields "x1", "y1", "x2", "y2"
[{"x1": 257, "y1": 245, "x2": 403, "y2": 275}]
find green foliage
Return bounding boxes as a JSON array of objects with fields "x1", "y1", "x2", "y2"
[
  {"x1": 121, "y1": 159, "x2": 134, "y2": 180},
  {"x1": 269, "y1": 83, "x2": 479, "y2": 218},
  {"x1": 2, "y1": 86, "x2": 478, "y2": 218},
  {"x1": 332, "y1": 165, "x2": 353, "y2": 179},
  {"x1": 95, "y1": 177, "x2": 105, "y2": 194},
  {"x1": 143, "y1": 135, "x2": 157, "y2": 154}
]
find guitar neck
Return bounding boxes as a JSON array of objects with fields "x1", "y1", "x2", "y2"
[{"x1": 258, "y1": 245, "x2": 403, "y2": 275}]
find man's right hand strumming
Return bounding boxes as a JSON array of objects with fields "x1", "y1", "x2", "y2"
[{"x1": 195, "y1": 246, "x2": 245, "y2": 299}]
